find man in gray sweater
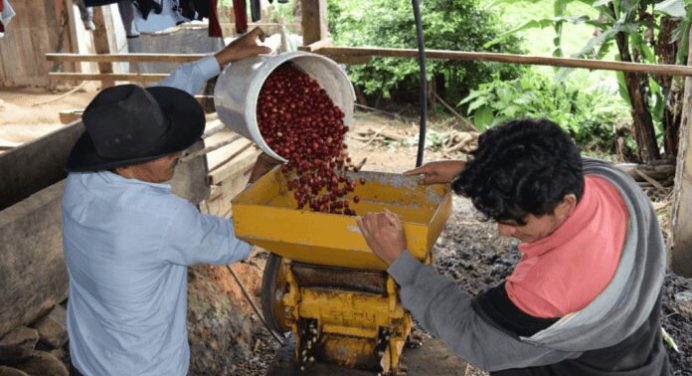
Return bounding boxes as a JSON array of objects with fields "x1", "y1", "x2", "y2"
[{"x1": 358, "y1": 119, "x2": 669, "y2": 375}]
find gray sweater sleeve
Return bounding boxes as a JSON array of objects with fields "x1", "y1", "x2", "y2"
[{"x1": 388, "y1": 251, "x2": 582, "y2": 371}]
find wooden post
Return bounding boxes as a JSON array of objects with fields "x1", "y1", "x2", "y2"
[
  {"x1": 92, "y1": 7, "x2": 114, "y2": 88},
  {"x1": 300, "y1": 0, "x2": 328, "y2": 46},
  {"x1": 671, "y1": 27, "x2": 692, "y2": 277}
]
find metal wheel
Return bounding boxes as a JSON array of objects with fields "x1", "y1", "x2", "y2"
[{"x1": 261, "y1": 253, "x2": 292, "y2": 334}]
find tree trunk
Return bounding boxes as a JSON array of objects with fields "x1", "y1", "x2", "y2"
[
  {"x1": 611, "y1": 15, "x2": 660, "y2": 163},
  {"x1": 671, "y1": 24, "x2": 692, "y2": 277},
  {"x1": 615, "y1": 30, "x2": 660, "y2": 162},
  {"x1": 657, "y1": 17, "x2": 683, "y2": 159}
]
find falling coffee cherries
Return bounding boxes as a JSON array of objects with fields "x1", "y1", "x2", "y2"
[{"x1": 257, "y1": 63, "x2": 362, "y2": 215}]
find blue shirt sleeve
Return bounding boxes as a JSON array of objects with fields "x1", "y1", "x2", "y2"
[
  {"x1": 162, "y1": 199, "x2": 251, "y2": 266},
  {"x1": 151, "y1": 56, "x2": 222, "y2": 95}
]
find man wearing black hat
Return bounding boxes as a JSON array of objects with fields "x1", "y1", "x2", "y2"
[{"x1": 62, "y1": 28, "x2": 277, "y2": 376}]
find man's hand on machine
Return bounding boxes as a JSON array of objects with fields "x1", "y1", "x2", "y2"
[
  {"x1": 215, "y1": 27, "x2": 272, "y2": 66},
  {"x1": 403, "y1": 160, "x2": 467, "y2": 185},
  {"x1": 357, "y1": 209, "x2": 406, "y2": 265}
]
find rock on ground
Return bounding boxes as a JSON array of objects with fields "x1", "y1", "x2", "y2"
[
  {"x1": 0, "y1": 366, "x2": 29, "y2": 376},
  {"x1": 31, "y1": 305, "x2": 67, "y2": 349},
  {"x1": 0, "y1": 327, "x2": 38, "y2": 364},
  {"x1": 13, "y1": 351, "x2": 68, "y2": 376}
]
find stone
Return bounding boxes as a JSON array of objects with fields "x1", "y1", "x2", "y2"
[
  {"x1": 675, "y1": 290, "x2": 692, "y2": 319},
  {"x1": 32, "y1": 305, "x2": 67, "y2": 348},
  {"x1": 0, "y1": 366, "x2": 29, "y2": 376},
  {"x1": 48, "y1": 348, "x2": 66, "y2": 364},
  {"x1": 14, "y1": 351, "x2": 68, "y2": 376},
  {"x1": 0, "y1": 326, "x2": 38, "y2": 363}
]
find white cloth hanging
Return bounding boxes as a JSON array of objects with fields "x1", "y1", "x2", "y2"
[{"x1": 133, "y1": 0, "x2": 189, "y2": 33}]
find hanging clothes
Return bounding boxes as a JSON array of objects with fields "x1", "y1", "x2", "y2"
[
  {"x1": 75, "y1": 0, "x2": 96, "y2": 30},
  {"x1": 190, "y1": 0, "x2": 221, "y2": 37},
  {"x1": 0, "y1": 0, "x2": 15, "y2": 37},
  {"x1": 131, "y1": 0, "x2": 163, "y2": 20},
  {"x1": 178, "y1": 0, "x2": 197, "y2": 21},
  {"x1": 133, "y1": 0, "x2": 188, "y2": 33},
  {"x1": 118, "y1": 0, "x2": 139, "y2": 38},
  {"x1": 209, "y1": 0, "x2": 222, "y2": 37}
]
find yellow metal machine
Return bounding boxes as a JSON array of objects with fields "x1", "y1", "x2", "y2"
[{"x1": 232, "y1": 168, "x2": 452, "y2": 374}]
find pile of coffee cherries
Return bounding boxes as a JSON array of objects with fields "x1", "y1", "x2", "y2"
[{"x1": 257, "y1": 63, "x2": 363, "y2": 215}]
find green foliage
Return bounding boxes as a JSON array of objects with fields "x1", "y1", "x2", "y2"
[
  {"x1": 485, "y1": 0, "x2": 692, "y2": 157},
  {"x1": 327, "y1": 0, "x2": 524, "y2": 106},
  {"x1": 460, "y1": 70, "x2": 630, "y2": 152}
]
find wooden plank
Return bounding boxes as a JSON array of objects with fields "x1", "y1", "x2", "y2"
[
  {"x1": 203, "y1": 165, "x2": 255, "y2": 217},
  {"x1": 49, "y1": 72, "x2": 168, "y2": 82},
  {"x1": 59, "y1": 109, "x2": 83, "y2": 124},
  {"x1": 46, "y1": 53, "x2": 208, "y2": 63},
  {"x1": 301, "y1": 0, "x2": 328, "y2": 46},
  {"x1": 92, "y1": 7, "x2": 114, "y2": 88},
  {"x1": 0, "y1": 0, "x2": 66, "y2": 86},
  {"x1": 207, "y1": 142, "x2": 257, "y2": 183},
  {"x1": 0, "y1": 181, "x2": 69, "y2": 338},
  {"x1": 672, "y1": 28, "x2": 692, "y2": 277},
  {"x1": 206, "y1": 133, "x2": 253, "y2": 171},
  {"x1": 0, "y1": 121, "x2": 83, "y2": 211},
  {"x1": 208, "y1": 143, "x2": 260, "y2": 185},
  {"x1": 328, "y1": 55, "x2": 372, "y2": 65},
  {"x1": 203, "y1": 148, "x2": 259, "y2": 217},
  {"x1": 316, "y1": 47, "x2": 692, "y2": 77}
]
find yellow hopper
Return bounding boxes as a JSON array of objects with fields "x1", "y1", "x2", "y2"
[{"x1": 232, "y1": 168, "x2": 452, "y2": 270}]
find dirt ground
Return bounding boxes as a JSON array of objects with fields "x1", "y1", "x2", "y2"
[
  {"x1": 2, "y1": 87, "x2": 690, "y2": 375},
  {"x1": 0, "y1": 86, "x2": 96, "y2": 149}
]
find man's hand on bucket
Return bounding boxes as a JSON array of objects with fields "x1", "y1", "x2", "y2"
[
  {"x1": 215, "y1": 27, "x2": 272, "y2": 66},
  {"x1": 357, "y1": 209, "x2": 406, "y2": 265}
]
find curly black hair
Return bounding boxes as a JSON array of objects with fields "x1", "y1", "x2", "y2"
[{"x1": 452, "y1": 119, "x2": 584, "y2": 224}]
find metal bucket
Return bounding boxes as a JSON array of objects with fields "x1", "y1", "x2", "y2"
[{"x1": 213, "y1": 51, "x2": 356, "y2": 162}]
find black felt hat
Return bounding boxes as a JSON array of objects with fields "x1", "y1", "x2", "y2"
[{"x1": 66, "y1": 84, "x2": 205, "y2": 172}]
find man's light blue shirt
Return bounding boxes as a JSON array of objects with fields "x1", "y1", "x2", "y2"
[{"x1": 63, "y1": 56, "x2": 251, "y2": 376}]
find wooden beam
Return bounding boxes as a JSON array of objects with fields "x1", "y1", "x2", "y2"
[
  {"x1": 59, "y1": 109, "x2": 83, "y2": 124},
  {"x1": 49, "y1": 72, "x2": 168, "y2": 82},
  {"x1": 316, "y1": 46, "x2": 692, "y2": 77},
  {"x1": 301, "y1": 0, "x2": 328, "y2": 46},
  {"x1": 46, "y1": 53, "x2": 208, "y2": 63},
  {"x1": 92, "y1": 7, "x2": 114, "y2": 88},
  {"x1": 298, "y1": 38, "x2": 332, "y2": 52}
]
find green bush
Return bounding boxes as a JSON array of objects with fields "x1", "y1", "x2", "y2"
[
  {"x1": 327, "y1": 0, "x2": 524, "y2": 107},
  {"x1": 460, "y1": 70, "x2": 630, "y2": 152}
]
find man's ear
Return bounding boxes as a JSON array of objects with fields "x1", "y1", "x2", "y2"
[{"x1": 555, "y1": 193, "x2": 577, "y2": 220}]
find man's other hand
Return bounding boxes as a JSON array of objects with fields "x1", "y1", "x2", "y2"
[
  {"x1": 357, "y1": 210, "x2": 406, "y2": 265},
  {"x1": 403, "y1": 160, "x2": 467, "y2": 185}
]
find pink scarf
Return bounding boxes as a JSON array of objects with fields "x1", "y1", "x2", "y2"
[{"x1": 505, "y1": 175, "x2": 628, "y2": 318}]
